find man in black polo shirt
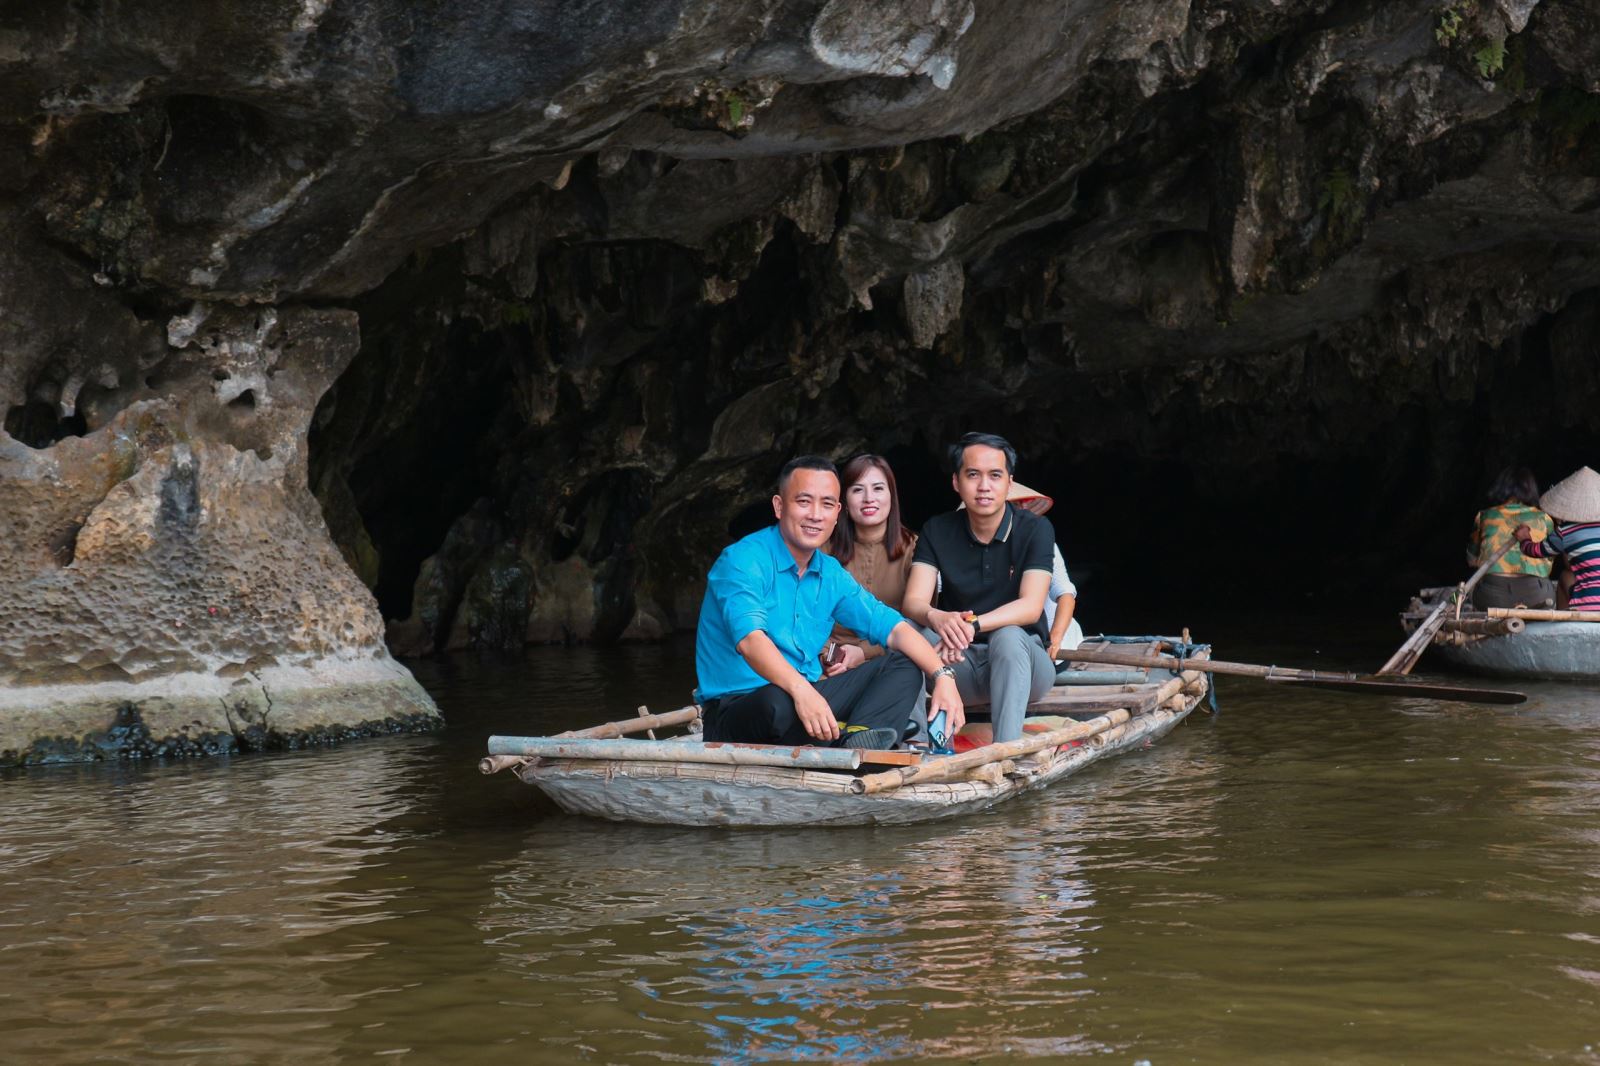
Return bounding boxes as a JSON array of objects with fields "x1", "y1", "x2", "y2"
[{"x1": 902, "y1": 432, "x2": 1056, "y2": 743}]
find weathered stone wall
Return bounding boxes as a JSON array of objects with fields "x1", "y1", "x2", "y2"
[{"x1": 0, "y1": 273, "x2": 438, "y2": 761}]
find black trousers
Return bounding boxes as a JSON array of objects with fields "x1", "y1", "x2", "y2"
[{"x1": 704, "y1": 652, "x2": 923, "y2": 745}]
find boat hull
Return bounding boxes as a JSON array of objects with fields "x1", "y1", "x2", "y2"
[
  {"x1": 1426, "y1": 621, "x2": 1600, "y2": 680},
  {"x1": 520, "y1": 701, "x2": 1194, "y2": 827}
]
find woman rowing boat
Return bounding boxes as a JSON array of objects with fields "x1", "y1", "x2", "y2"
[{"x1": 1468, "y1": 465, "x2": 1555, "y2": 610}]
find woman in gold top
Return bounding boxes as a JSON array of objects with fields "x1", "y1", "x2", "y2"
[
  {"x1": 1469, "y1": 466, "x2": 1556, "y2": 610},
  {"x1": 821, "y1": 454, "x2": 919, "y2": 675}
]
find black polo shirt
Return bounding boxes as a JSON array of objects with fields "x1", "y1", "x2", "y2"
[{"x1": 912, "y1": 502, "x2": 1055, "y2": 643}]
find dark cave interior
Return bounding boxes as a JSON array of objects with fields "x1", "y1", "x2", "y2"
[
  {"x1": 310, "y1": 276, "x2": 1600, "y2": 648},
  {"x1": 276, "y1": 13, "x2": 1600, "y2": 657}
]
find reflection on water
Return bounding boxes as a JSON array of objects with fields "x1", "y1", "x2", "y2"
[
  {"x1": 3, "y1": 622, "x2": 1600, "y2": 1063},
  {"x1": 473, "y1": 793, "x2": 1202, "y2": 1063}
]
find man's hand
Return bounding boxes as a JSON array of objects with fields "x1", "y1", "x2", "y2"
[
  {"x1": 1046, "y1": 636, "x2": 1062, "y2": 661},
  {"x1": 928, "y1": 607, "x2": 975, "y2": 654},
  {"x1": 930, "y1": 675, "x2": 964, "y2": 736},
  {"x1": 823, "y1": 643, "x2": 866, "y2": 677},
  {"x1": 791, "y1": 683, "x2": 839, "y2": 742}
]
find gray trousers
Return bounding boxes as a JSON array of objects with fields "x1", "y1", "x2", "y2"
[
  {"x1": 1472, "y1": 573, "x2": 1556, "y2": 610},
  {"x1": 925, "y1": 624, "x2": 1056, "y2": 743}
]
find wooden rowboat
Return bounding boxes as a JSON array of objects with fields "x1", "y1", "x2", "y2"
[
  {"x1": 479, "y1": 638, "x2": 1211, "y2": 827},
  {"x1": 1399, "y1": 588, "x2": 1600, "y2": 680}
]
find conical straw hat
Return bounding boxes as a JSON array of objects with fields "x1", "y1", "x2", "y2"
[
  {"x1": 1007, "y1": 481, "x2": 1054, "y2": 516},
  {"x1": 958, "y1": 480, "x2": 1055, "y2": 514},
  {"x1": 1539, "y1": 466, "x2": 1600, "y2": 523}
]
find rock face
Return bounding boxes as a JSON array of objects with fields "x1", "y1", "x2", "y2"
[
  {"x1": 0, "y1": 273, "x2": 438, "y2": 761},
  {"x1": 4, "y1": 1, "x2": 1600, "y2": 758}
]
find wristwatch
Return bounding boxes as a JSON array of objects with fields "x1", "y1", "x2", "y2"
[
  {"x1": 962, "y1": 611, "x2": 982, "y2": 635},
  {"x1": 929, "y1": 664, "x2": 957, "y2": 684}
]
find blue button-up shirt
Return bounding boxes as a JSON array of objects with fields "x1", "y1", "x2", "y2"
[{"x1": 695, "y1": 525, "x2": 905, "y2": 701}]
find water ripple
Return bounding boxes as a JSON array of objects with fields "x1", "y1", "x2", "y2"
[{"x1": 2, "y1": 640, "x2": 1600, "y2": 1062}]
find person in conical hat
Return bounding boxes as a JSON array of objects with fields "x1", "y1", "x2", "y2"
[
  {"x1": 1006, "y1": 481, "x2": 1053, "y2": 516},
  {"x1": 1467, "y1": 466, "x2": 1555, "y2": 611},
  {"x1": 1002, "y1": 483, "x2": 1084, "y2": 660},
  {"x1": 1516, "y1": 466, "x2": 1600, "y2": 610},
  {"x1": 1537, "y1": 466, "x2": 1600, "y2": 523},
  {"x1": 956, "y1": 479, "x2": 1054, "y2": 514}
]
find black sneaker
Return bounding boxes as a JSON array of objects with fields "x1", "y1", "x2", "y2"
[{"x1": 840, "y1": 727, "x2": 898, "y2": 751}]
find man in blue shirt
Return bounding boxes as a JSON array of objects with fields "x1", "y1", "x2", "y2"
[{"x1": 696, "y1": 456, "x2": 963, "y2": 748}]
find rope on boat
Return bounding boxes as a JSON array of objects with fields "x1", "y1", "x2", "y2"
[{"x1": 1082, "y1": 633, "x2": 1220, "y2": 715}]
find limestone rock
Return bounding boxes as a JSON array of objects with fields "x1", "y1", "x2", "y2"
[
  {"x1": 902, "y1": 261, "x2": 967, "y2": 349},
  {"x1": 0, "y1": 261, "x2": 439, "y2": 761}
]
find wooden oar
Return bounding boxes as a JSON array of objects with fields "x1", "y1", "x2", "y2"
[
  {"x1": 1377, "y1": 542, "x2": 1513, "y2": 676},
  {"x1": 1056, "y1": 647, "x2": 1526, "y2": 705}
]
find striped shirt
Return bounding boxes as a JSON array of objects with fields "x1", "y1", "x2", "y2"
[{"x1": 1523, "y1": 522, "x2": 1600, "y2": 608}]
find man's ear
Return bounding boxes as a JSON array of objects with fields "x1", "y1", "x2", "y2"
[
  {"x1": 950, "y1": 472, "x2": 960, "y2": 494},
  {"x1": 771, "y1": 494, "x2": 783, "y2": 521}
]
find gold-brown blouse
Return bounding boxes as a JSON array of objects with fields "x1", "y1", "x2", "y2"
[{"x1": 828, "y1": 533, "x2": 918, "y2": 659}]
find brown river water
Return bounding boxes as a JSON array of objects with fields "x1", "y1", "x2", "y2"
[{"x1": 4, "y1": 615, "x2": 1600, "y2": 1064}]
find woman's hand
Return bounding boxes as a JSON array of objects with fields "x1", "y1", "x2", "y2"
[
  {"x1": 1514, "y1": 524, "x2": 1532, "y2": 542},
  {"x1": 823, "y1": 643, "x2": 866, "y2": 676}
]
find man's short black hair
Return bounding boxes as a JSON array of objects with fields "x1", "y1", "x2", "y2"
[
  {"x1": 778, "y1": 455, "x2": 839, "y2": 494},
  {"x1": 948, "y1": 432, "x2": 1017, "y2": 475}
]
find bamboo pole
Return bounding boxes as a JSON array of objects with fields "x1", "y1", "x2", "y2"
[
  {"x1": 479, "y1": 754, "x2": 527, "y2": 775},
  {"x1": 1149, "y1": 670, "x2": 1194, "y2": 704},
  {"x1": 486, "y1": 735, "x2": 865, "y2": 770},
  {"x1": 851, "y1": 708, "x2": 1132, "y2": 795},
  {"x1": 1437, "y1": 617, "x2": 1525, "y2": 636},
  {"x1": 481, "y1": 707, "x2": 701, "y2": 775},
  {"x1": 553, "y1": 704, "x2": 701, "y2": 740},
  {"x1": 966, "y1": 761, "x2": 1013, "y2": 786},
  {"x1": 1056, "y1": 646, "x2": 1526, "y2": 703},
  {"x1": 1378, "y1": 543, "x2": 1511, "y2": 675},
  {"x1": 1486, "y1": 607, "x2": 1600, "y2": 623},
  {"x1": 1060, "y1": 647, "x2": 1355, "y2": 683}
]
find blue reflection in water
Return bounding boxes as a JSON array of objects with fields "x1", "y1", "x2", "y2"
[
  {"x1": 686, "y1": 878, "x2": 912, "y2": 1062},
  {"x1": 622, "y1": 822, "x2": 1110, "y2": 1062}
]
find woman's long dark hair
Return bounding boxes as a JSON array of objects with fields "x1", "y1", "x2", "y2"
[
  {"x1": 830, "y1": 454, "x2": 916, "y2": 565},
  {"x1": 1486, "y1": 466, "x2": 1540, "y2": 507}
]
